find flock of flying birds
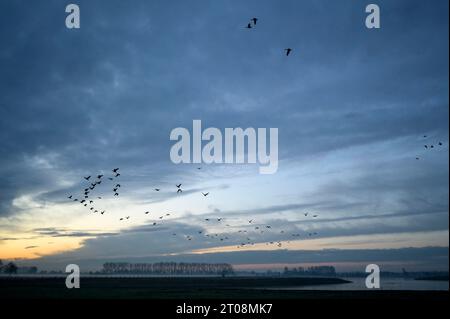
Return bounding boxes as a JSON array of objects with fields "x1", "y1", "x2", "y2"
[
  {"x1": 416, "y1": 135, "x2": 444, "y2": 160},
  {"x1": 65, "y1": 133, "x2": 446, "y2": 250},
  {"x1": 67, "y1": 164, "x2": 321, "y2": 250}
]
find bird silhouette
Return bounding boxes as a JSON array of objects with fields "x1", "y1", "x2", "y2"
[
  {"x1": 246, "y1": 23, "x2": 252, "y2": 29},
  {"x1": 112, "y1": 168, "x2": 119, "y2": 173},
  {"x1": 251, "y1": 18, "x2": 258, "y2": 25},
  {"x1": 176, "y1": 184, "x2": 182, "y2": 188},
  {"x1": 84, "y1": 176, "x2": 91, "y2": 181},
  {"x1": 154, "y1": 188, "x2": 160, "y2": 191},
  {"x1": 285, "y1": 48, "x2": 293, "y2": 56},
  {"x1": 202, "y1": 192, "x2": 209, "y2": 197}
]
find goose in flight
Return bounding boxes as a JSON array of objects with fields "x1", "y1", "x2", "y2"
[
  {"x1": 177, "y1": 189, "x2": 182, "y2": 194},
  {"x1": 246, "y1": 23, "x2": 253, "y2": 29},
  {"x1": 97, "y1": 175, "x2": 103, "y2": 179},
  {"x1": 145, "y1": 211, "x2": 150, "y2": 215},
  {"x1": 176, "y1": 184, "x2": 182, "y2": 188},
  {"x1": 154, "y1": 188, "x2": 160, "y2": 191},
  {"x1": 112, "y1": 168, "x2": 119, "y2": 173},
  {"x1": 285, "y1": 48, "x2": 293, "y2": 56},
  {"x1": 202, "y1": 192, "x2": 209, "y2": 197},
  {"x1": 251, "y1": 17, "x2": 258, "y2": 25},
  {"x1": 84, "y1": 176, "x2": 91, "y2": 181}
]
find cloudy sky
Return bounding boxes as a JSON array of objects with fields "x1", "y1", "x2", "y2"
[{"x1": 0, "y1": 0, "x2": 448, "y2": 272}]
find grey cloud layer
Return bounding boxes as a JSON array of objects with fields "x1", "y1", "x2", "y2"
[{"x1": 0, "y1": 0, "x2": 448, "y2": 268}]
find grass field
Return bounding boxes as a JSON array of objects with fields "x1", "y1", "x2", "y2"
[{"x1": 0, "y1": 276, "x2": 448, "y2": 300}]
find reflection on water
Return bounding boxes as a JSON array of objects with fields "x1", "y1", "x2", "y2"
[{"x1": 285, "y1": 277, "x2": 449, "y2": 291}]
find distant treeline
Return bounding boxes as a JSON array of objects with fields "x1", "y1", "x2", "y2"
[
  {"x1": 102, "y1": 262, "x2": 235, "y2": 275},
  {"x1": 0, "y1": 260, "x2": 37, "y2": 274}
]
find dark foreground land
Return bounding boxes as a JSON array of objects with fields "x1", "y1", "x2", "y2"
[{"x1": 0, "y1": 276, "x2": 448, "y2": 300}]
